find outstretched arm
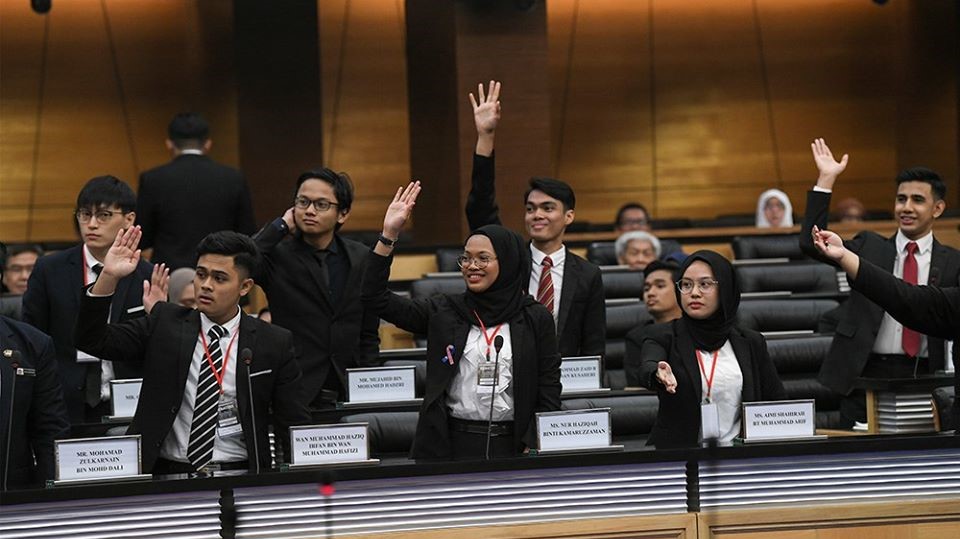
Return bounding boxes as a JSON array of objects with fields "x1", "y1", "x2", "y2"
[
  {"x1": 799, "y1": 138, "x2": 850, "y2": 261},
  {"x1": 466, "y1": 81, "x2": 504, "y2": 229}
]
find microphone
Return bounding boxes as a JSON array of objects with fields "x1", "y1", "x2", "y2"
[
  {"x1": 485, "y1": 335, "x2": 506, "y2": 460},
  {"x1": 3, "y1": 350, "x2": 22, "y2": 491},
  {"x1": 241, "y1": 348, "x2": 260, "y2": 474}
]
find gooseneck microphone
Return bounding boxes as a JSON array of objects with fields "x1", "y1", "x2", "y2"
[
  {"x1": 485, "y1": 335, "x2": 505, "y2": 460},
  {"x1": 3, "y1": 350, "x2": 23, "y2": 491},
  {"x1": 241, "y1": 348, "x2": 260, "y2": 474}
]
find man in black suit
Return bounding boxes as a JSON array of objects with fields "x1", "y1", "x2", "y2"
[
  {"x1": 799, "y1": 138, "x2": 960, "y2": 428},
  {"x1": 0, "y1": 315, "x2": 70, "y2": 490},
  {"x1": 253, "y1": 168, "x2": 380, "y2": 407},
  {"x1": 75, "y1": 229, "x2": 309, "y2": 474},
  {"x1": 466, "y1": 81, "x2": 605, "y2": 357},
  {"x1": 23, "y1": 176, "x2": 154, "y2": 424},
  {"x1": 136, "y1": 112, "x2": 256, "y2": 269}
]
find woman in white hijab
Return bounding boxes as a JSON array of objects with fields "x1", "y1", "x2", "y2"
[{"x1": 755, "y1": 189, "x2": 794, "y2": 228}]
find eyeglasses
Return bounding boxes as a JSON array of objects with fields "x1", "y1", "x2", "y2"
[
  {"x1": 676, "y1": 279, "x2": 719, "y2": 294},
  {"x1": 75, "y1": 209, "x2": 124, "y2": 224},
  {"x1": 457, "y1": 255, "x2": 497, "y2": 270},
  {"x1": 294, "y1": 196, "x2": 340, "y2": 212}
]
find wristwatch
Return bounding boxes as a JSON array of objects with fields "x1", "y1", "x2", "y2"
[{"x1": 377, "y1": 234, "x2": 399, "y2": 247}]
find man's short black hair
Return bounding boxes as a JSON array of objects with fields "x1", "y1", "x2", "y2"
[
  {"x1": 643, "y1": 260, "x2": 681, "y2": 283},
  {"x1": 896, "y1": 167, "x2": 946, "y2": 201},
  {"x1": 616, "y1": 203, "x2": 650, "y2": 226},
  {"x1": 76, "y1": 175, "x2": 137, "y2": 213},
  {"x1": 524, "y1": 177, "x2": 576, "y2": 211},
  {"x1": 167, "y1": 112, "x2": 210, "y2": 149},
  {"x1": 196, "y1": 231, "x2": 262, "y2": 279}
]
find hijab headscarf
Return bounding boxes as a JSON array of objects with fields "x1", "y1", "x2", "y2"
[
  {"x1": 755, "y1": 189, "x2": 794, "y2": 228},
  {"x1": 675, "y1": 250, "x2": 740, "y2": 351},
  {"x1": 168, "y1": 267, "x2": 196, "y2": 306},
  {"x1": 449, "y1": 224, "x2": 534, "y2": 327}
]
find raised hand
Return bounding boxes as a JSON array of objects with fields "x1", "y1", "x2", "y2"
[
  {"x1": 142, "y1": 263, "x2": 170, "y2": 314},
  {"x1": 382, "y1": 181, "x2": 422, "y2": 240},
  {"x1": 102, "y1": 226, "x2": 143, "y2": 280},
  {"x1": 656, "y1": 361, "x2": 677, "y2": 394},
  {"x1": 811, "y1": 138, "x2": 848, "y2": 189},
  {"x1": 281, "y1": 206, "x2": 295, "y2": 232},
  {"x1": 470, "y1": 80, "x2": 501, "y2": 135}
]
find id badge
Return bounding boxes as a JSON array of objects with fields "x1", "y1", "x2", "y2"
[
  {"x1": 477, "y1": 362, "x2": 499, "y2": 393},
  {"x1": 77, "y1": 350, "x2": 101, "y2": 364},
  {"x1": 700, "y1": 401, "x2": 720, "y2": 442},
  {"x1": 217, "y1": 399, "x2": 243, "y2": 438}
]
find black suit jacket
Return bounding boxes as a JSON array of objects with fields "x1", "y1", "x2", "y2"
[
  {"x1": 799, "y1": 190, "x2": 960, "y2": 394},
  {"x1": 0, "y1": 316, "x2": 70, "y2": 489},
  {"x1": 137, "y1": 154, "x2": 256, "y2": 269},
  {"x1": 362, "y1": 251, "x2": 562, "y2": 458},
  {"x1": 465, "y1": 153, "x2": 606, "y2": 357},
  {"x1": 253, "y1": 221, "x2": 381, "y2": 403},
  {"x1": 636, "y1": 321, "x2": 786, "y2": 448},
  {"x1": 22, "y1": 245, "x2": 152, "y2": 423},
  {"x1": 73, "y1": 296, "x2": 310, "y2": 473}
]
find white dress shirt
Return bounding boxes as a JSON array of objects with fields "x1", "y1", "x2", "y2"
[
  {"x1": 447, "y1": 323, "x2": 515, "y2": 422},
  {"x1": 529, "y1": 244, "x2": 565, "y2": 322},
  {"x1": 872, "y1": 229, "x2": 932, "y2": 356},
  {"x1": 160, "y1": 307, "x2": 247, "y2": 463},
  {"x1": 698, "y1": 341, "x2": 744, "y2": 442},
  {"x1": 82, "y1": 244, "x2": 116, "y2": 402}
]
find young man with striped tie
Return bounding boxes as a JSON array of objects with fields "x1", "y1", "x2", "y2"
[{"x1": 75, "y1": 228, "x2": 309, "y2": 475}]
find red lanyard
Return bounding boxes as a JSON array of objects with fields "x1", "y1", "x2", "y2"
[
  {"x1": 473, "y1": 311, "x2": 503, "y2": 362},
  {"x1": 696, "y1": 349, "x2": 720, "y2": 402},
  {"x1": 199, "y1": 327, "x2": 239, "y2": 393}
]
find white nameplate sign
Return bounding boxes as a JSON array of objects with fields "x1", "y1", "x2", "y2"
[
  {"x1": 560, "y1": 356, "x2": 603, "y2": 393},
  {"x1": 742, "y1": 400, "x2": 818, "y2": 441},
  {"x1": 536, "y1": 408, "x2": 622, "y2": 454},
  {"x1": 55, "y1": 435, "x2": 147, "y2": 484},
  {"x1": 346, "y1": 366, "x2": 416, "y2": 403},
  {"x1": 109, "y1": 378, "x2": 142, "y2": 419},
  {"x1": 289, "y1": 423, "x2": 379, "y2": 467}
]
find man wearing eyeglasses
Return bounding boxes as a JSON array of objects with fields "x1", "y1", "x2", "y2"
[
  {"x1": 23, "y1": 176, "x2": 155, "y2": 424},
  {"x1": 253, "y1": 168, "x2": 381, "y2": 408}
]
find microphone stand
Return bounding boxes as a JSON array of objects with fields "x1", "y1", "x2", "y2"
[
  {"x1": 485, "y1": 336, "x2": 504, "y2": 460},
  {"x1": 242, "y1": 349, "x2": 260, "y2": 474},
  {"x1": 3, "y1": 351, "x2": 22, "y2": 491}
]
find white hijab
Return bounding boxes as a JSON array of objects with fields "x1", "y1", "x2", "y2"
[{"x1": 755, "y1": 189, "x2": 794, "y2": 228}]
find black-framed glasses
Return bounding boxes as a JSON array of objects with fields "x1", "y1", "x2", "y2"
[
  {"x1": 294, "y1": 196, "x2": 340, "y2": 212},
  {"x1": 457, "y1": 255, "x2": 497, "y2": 270},
  {"x1": 676, "y1": 279, "x2": 719, "y2": 295},
  {"x1": 75, "y1": 209, "x2": 124, "y2": 224}
]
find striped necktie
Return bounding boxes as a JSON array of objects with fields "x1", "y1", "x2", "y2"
[
  {"x1": 536, "y1": 255, "x2": 555, "y2": 315},
  {"x1": 187, "y1": 324, "x2": 226, "y2": 470}
]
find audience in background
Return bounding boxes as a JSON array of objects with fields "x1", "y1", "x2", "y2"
[
  {"x1": 23, "y1": 176, "x2": 154, "y2": 424},
  {"x1": 615, "y1": 231, "x2": 661, "y2": 270},
  {"x1": 2, "y1": 244, "x2": 41, "y2": 296},
  {"x1": 136, "y1": 112, "x2": 256, "y2": 269},
  {"x1": 167, "y1": 267, "x2": 197, "y2": 308},
  {"x1": 756, "y1": 189, "x2": 794, "y2": 228},
  {"x1": 614, "y1": 203, "x2": 652, "y2": 233},
  {"x1": 466, "y1": 80, "x2": 606, "y2": 358},
  {"x1": 834, "y1": 197, "x2": 866, "y2": 223}
]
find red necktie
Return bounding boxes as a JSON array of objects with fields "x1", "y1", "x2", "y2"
[
  {"x1": 536, "y1": 255, "x2": 555, "y2": 314},
  {"x1": 901, "y1": 241, "x2": 920, "y2": 357}
]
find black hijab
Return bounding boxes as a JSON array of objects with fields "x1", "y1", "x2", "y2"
[
  {"x1": 675, "y1": 250, "x2": 740, "y2": 351},
  {"x1": 449, "y1": 225, "x2": 533, "y2": 327}
]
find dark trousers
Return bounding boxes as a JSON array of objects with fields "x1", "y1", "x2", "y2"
[
  {"x1": 840, "y1": 355, "x2": 930, "y2": 426},
  {"x1": 448, "y1": 418, "x2": 516, "y2": 459}
]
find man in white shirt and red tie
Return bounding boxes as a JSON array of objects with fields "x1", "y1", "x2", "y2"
[{"x1": 799, "y1": 138, "x2": 960, "y2": 428}]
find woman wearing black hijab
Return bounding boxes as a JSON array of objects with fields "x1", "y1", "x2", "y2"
[
  {"x1": 362, "y1": 182, "x2": 562, "y2": 459},
  {"x1": 637, "y1": 250, "x2": 785, "y2": 448}
]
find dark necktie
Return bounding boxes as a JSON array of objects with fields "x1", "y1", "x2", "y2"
[
  {"x1": 314, "y1": 249, "x2": 331, "y2": 293},
  {"x1": 901, "y1": 242, "x2": 920, "y2": 357},
  {"x1": 92, "y1": 263, "x2": 103, "y2": 278},
  {"x1": 187, "y1": 325, "x2": 226, "y2": 470},
  {"x1": 536, "y1": 256, "x2": 555, "y2": 316}
]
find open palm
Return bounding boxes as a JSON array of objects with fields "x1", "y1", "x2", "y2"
[
  {"x1": 382, "y1": 181, "x2": 422, "y2": 237},
  {"x1": 470, "y1": 80, "x2": 501, "y2": 135}
]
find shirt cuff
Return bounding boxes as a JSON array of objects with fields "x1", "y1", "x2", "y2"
[
  {"x1": 86, "y1": 287, "x2": 113, "y2": 298},
  {"x1": 813, "y1": 186, "x2": 832, "y2": 193}
]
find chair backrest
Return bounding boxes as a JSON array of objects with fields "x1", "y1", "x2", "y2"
[
  {"x1": 601, "y1": 270, "x2": 646, "y2": 300},
  {"x1": 587, "y1": 242, "x2": 618, "y2": 265},
  {"x1": 933, "y1": 386, "x2": 956, "y2": 431},
  {"x1": 764, "y1": 335, "x2": 841, "y2": 415},
  {"x1": 732, "y1": 234, "x2": 806, "y2": 260},
  {"x1": 736, "y1": 264, "x2": 839, "y2": 295},
  {"x1": 435, "y1": 247, "x2": 462, "y2": 273},
  {"x1": 561, "y1": 394, "x2": 659, "y2": 437},
  {"x1": 604, "y1": 302, "x2": 652, "y2": 388},
  {"x1": 339, "y1": 412, "x2": 418, "y2": 455},
  {"x1": 737, "y1": 299, "x2": 839, "y2": 332},
  {"x1": 409, "y1": 275, "x2": 466, "y2": 300}
]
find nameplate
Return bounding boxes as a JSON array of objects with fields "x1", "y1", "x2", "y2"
[
  {"x1": 109, "y1": 378, "x2": 142, "y2": 419},
  {"x1": 560, "y1": 356, "x2": 603, "y2": 393},
  {"x1": 289, "y1": 423, "x2": 379, "y2": 468},
  {"x1": 54, "y1": 435, "x2": 147, "y2": 484},
  {"x1": 535, "y1": 408, "x2": 622, "y2": 454},
  {"x1": 742, "y1": 399, "x2": 817, "y2": 441},
  {"x1": 346, "y1": 366, "x2": 416, "y2": 404}
]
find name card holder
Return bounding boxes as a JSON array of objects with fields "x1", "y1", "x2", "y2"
[
  {"x1": 106, "y1": 378, "x2": 143, "y2": 421},
  {"x1": 738, "y1": 399, "x2": 826, "y2": 444},
  {"x1": 287, "y1": 423, "x2": 379, "y2": 469},
  {"x1": 342, "y1": 365, "x2": 421, "y2": 407},
  {"x1": 533, "y1": 408, "x2": 623, "y2": 455},
  {"x1": 560, "y1": 356, "x2": 608, "y2": 395},
  {"x1": 52, "y1": 435, "x2": 150, "y2": 486}
]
